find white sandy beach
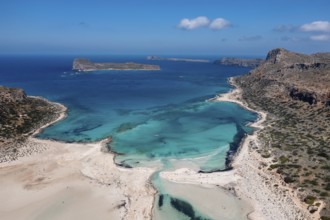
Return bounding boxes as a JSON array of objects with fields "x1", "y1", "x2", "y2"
[
  {"x1": 0, "y1": 103, "x2": 156, "y2": 220},
  {"x1": 160, "y1": 77, "x2": 319, "y2": 220}
]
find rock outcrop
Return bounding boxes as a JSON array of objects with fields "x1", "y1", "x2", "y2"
[
  {"x1": 214, "y1": 57, "x2": 264, "y2": 68},
  {"x1": 73, "y1": 58, "x2": 160, "y2": 71},
  {"x1": 240, "y1": 48, "x2": 330, "y2": 106}
]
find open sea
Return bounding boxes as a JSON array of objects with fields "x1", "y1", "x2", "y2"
[{"x1": 0, "y1": 55, "x2": 257, "y2": 219}]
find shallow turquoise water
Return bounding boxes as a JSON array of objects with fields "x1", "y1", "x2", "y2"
[{"x1": 112, "y1": 101, "x2": 255, "y2": 171}]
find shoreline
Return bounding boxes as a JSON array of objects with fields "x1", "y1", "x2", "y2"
[
  {"x1": 29, "y1": 96, "x2": 68, "y2": 137},
  {"x1": 160, "y1": 77, "x2": 315, "y2": 220},
  {"x1": 0, "y1": 98, "x2": 156, "y2": 220},
  {"x1": 0, "y1": 82, "x2": 319, "y2": 220}
]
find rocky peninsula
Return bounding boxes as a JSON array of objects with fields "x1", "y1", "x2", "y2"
[
  {"x1": 234, "y1": 48, "x2": 330, "y2": 219},
  {"x1": 0, "y1": 86, "x2": 65, "y2": 162},
  {"x1": 73, "y1": 58, "x2": 160, "y2": 71},
  {"x1": 146, "y1": 56, "x2": 210, "y2": 63},
  {"x1": 214, "y1": 57, "x2": 264, "y2": 68}
]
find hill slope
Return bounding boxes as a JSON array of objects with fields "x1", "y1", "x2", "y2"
[
  {"x1": 0, "y1": 86, "x2": 65, "y2": 161},
  {"x1": 235, "y1": 48, "x2": 330, "y2": 218}
]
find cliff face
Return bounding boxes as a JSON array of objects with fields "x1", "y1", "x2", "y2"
[
  {"x1": 73, "y1": 58, "x2": 96, "y2": 71},
  {"x1": 235, "y1": 48, "x2": 330, "y2": 218},
  {"x1": 241, "y1": 48, "x2": 330, "y2": 106}
]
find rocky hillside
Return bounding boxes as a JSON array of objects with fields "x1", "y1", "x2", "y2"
[
  {"x1": 0, "y1": 86, "x2": 64, "y2": 160},
  {"x1": 245, "y1": 48, "x2": 330, "y2": 106},
  {"x1": 235, "y1": 48, "x2": 330, "y2": 219}
]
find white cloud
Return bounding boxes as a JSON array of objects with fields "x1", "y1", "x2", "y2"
[
  {"x1": 310, "y1": 34, "x2": 330, "y2": 41},
  {"x1": 209, "y1": 18, "x2": 230, "y2": 30},
  {"x1": 300, "y1": 21, "x2": 330, "y2": 32},
  {"x1": 177, "y1": 16, "x2": 210, "y2": 30}
]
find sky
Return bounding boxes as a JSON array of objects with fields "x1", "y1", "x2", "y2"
[{"x1": 1, "y1": 0, "x2": 330, "y2": 56}]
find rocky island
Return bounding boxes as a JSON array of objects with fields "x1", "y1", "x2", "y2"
[
  {"x1": 233, "y1": 48, "x2": 330, "y2": 219},
  {"x1": 146, "y1": 56, "x2": 210, "y2": 63},
  {"x1": 214, "y1": 57, "x2": 264, "y2": 68},
  {"x1": 73, "y1": 58, "x2": 160, "y2": 71}
]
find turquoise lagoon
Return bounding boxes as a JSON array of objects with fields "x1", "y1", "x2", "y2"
[{"x1": 0, "y1": 55, "x2": 257, "y2": 219}]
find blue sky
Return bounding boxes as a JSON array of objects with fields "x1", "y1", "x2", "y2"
[{"x1": 1, "y1": 0, "x2": 330, "y2": 56}]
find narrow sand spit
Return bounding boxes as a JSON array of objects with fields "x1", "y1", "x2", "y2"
[
  {"x1": 0, "y1": 102, "x2": 155, "y2": 220},
  {"x1": 160, "y1": 77, "x2": 317, "y2": 220}
]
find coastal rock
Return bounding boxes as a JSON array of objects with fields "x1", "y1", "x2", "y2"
[
  {"x1": 73, "y1": 58, "x2": 160, "y2": 71},
  {"x1": 214, "y1": 57, "x2": 264, "y2": 68},
  {"x1": 246, "y1": 48, "x2": 330, "y2": 106},
  {"x1": 265, "y1": 48, "x2": 311, "y2": 65}
]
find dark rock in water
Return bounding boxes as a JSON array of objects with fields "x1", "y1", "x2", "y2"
[
  {"x1": 225, "y1": 123, "x2": 247, "y2": 168},
  {"x1": 116, "y1": 161, "x2": 133, "y2": 169},
  {"x1": 170, "y1": 198, "x2": 195, "y2": 219},
  {"x1": 170, "y1": 197, "x2": 209, "y2": 220},
  {"x1": 198, "y1": 122, "x2": 247, "y2": 173},
  {"x1": 158, "y1": 194, "x2": 164, "y2": 208}
]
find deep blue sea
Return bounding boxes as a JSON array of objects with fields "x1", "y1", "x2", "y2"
[{"x1": 0, "y1": 55, "x2": 256, "y2": 219}]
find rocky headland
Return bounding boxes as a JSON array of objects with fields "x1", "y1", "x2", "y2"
[
  {"x1": 234, "y1": 48, "x2": 330, "y2": 219},
  {"x1": 214, "y1": 57, "x2": 264, "y2": 68},
  {"x1": 73, "y1": 58, "x2": 160, "y2": 71},
  {"x1": 146, "y1": 56, "x2": 210, "y2": 63},
  {"x1": 0, "y1": 86, "x2": 66, "y2": 162}
]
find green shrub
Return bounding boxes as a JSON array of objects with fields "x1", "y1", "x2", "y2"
[
  {"x1": 279, "y1": 156, "x2": 289, "y2": 164},
  {"x1": 304, "y1": 195, "x2": 316, "y2": 205},
  {"x1": 269, "y1": 164, "x2": 280, "y2": 169}
]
